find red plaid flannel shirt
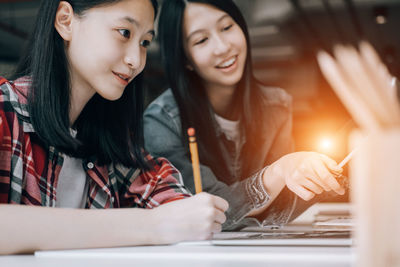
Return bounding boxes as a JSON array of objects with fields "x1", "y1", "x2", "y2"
[{"x1": 0, "y1": 76, "x2": 191, "y2": 208}]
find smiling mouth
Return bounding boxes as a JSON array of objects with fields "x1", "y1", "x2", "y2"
[
  {"x1": 216, "y1": 56, "x2": 237, "y2": 68},
  {"x1": 113, "y1": 71, "x2": 130, "y2": 82}
]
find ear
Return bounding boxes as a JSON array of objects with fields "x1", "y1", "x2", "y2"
[
  {"x1": 54, "y1": 1, "x2": 74, "y2": 41},
  {"x1": 186, "y1": 64, "x2": 194, "y2": 71}
]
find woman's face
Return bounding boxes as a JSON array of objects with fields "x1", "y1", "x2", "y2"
[
  {"x1": 182, "y1": 2, "x2": 247, "y2": 91},
  {"x1": 65, "y1": 0, "x2": 155, "y2": 101}
]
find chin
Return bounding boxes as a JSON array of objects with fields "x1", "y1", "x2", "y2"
[
  {"x1": 109, "y1": 94, "x2": 124, "y2": 101},
  {"x1": 100, "y1": 91, "x2": 124, "y2": 101},
  {"x1": 224, "y1": 76, "x2": 243, "y2": 87}
]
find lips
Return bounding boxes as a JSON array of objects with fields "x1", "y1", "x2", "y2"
[{"x1": 112, "y1": 71, "x2": 132, "y2": 85}]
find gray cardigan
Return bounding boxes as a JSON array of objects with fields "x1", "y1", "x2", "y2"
[{"x1": 144, "y1": 87, "x2": 308, "y2": 229}]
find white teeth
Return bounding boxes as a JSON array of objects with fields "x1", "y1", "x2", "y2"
[
  {"x1": 218, "y1": 57, "x2": 236, "y2": 68},
  {"x1": 118, "y1": 74, "x2": 128, "y2": 81}
]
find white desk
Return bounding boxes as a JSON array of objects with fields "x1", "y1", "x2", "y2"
[
  {"x1": 0, "y1": 203, "x2": 355, "y2": 267},
  {"x1": 0, "y1": 244, "x2": 355, "y2": 267}
]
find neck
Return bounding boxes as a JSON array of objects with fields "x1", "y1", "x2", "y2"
[
  {"x1": 69, "y1": 76, "x2": 95, "y2": 126},
  {"x1": 205, "y1": 84, "x2": 239, "y2": 120}
]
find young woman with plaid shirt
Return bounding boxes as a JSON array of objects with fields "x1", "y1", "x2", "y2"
[{"x1": 0, "y1": 0, "x2": 228, "y2": 254}]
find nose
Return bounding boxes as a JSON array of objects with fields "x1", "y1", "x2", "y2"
[
  {"x1": 124, "y1": 43, "x2": 144, "y2": 71},
  {"x1": 213, "y1": 33, "x2": 231, "y2": 56}
]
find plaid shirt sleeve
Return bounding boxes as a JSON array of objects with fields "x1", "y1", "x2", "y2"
[
  {"x1": 118, "y1": 152, "x2": 192, "y2": 208},
  {"x1": 0, "y1": 107, "x2": 4, "y2": 146},
  {"x1": 0, "y1": 77, "x2": 18, "y2": 204},
  {"x1": 0, "y1": 78, "x2": 9, "y2": 145}
]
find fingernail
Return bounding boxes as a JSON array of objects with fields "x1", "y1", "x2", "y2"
[
  {"x1": 333, "y1": 164, "x2": 343, "y2": 171},
  {"x1": 331, "y1": 168, "x2": 343, "y2": 175}
]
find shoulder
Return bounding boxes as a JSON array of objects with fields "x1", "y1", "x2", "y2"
[
  {"x1": 0, "y1": 76, "x2": 31, "y2": 103},
  {"x1": 0, "y1": 77, "x2": 15, "y2": 98},
  {"x1": 0, "y1": 76, "x2": 31, "y2": 109},
  {"x1": 144, "y1": 88, "x2": 180, "y2": 119},
  {"x1": 258, "y1": 85, "x2": 292, "y2": 110},
  {"x1": 0, "y1": 76, "x2": 33, "y2": 131},
  {"x1": 1, "y1": 78, "x2": 23, "y2": 152},
  {"x1": 0, "y1": 77, "x2": 23, "y2": 111}
]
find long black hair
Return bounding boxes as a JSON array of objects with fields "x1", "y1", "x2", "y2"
[
  {"x1": 13, "y1": 0, "x2": 158, "y2": 168},
  {"x1": 158, "y1": 0, "x2": 265, "y2": 180}
]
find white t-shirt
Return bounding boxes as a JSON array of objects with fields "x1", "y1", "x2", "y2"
[
  {"x1": 55, "y1": 155, "x2": 88, "y2": 208},
  {"x1": 214, "y1": 113, "x2": 241, "y2": 150}
]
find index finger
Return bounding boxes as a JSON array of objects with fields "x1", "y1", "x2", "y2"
[
  {"x1": 319, "y1": 154, "x2": 343, "y2": 174},
  {"x1": 311, "y1": 158, "x2": 345, "y2": 195},
  {"x1": 213, "y1": 196, "x2": 229, "y2": 212}
]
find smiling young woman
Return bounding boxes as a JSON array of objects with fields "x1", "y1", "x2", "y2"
[
  {"x1": 0, "y1": 0, "x2": 228, "y2": 254},
  {"x1": 144, "y1": 0, "x2": 347, "y2": 230}
]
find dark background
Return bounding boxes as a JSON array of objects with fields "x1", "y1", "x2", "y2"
[{"x1": 1, "y1": 0, "x2": 399, "y2": 165}]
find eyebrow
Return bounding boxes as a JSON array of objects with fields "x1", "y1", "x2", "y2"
[
  {"x1": 119, "y1": 16, "x2": 155, "y2": 36},
  {"x1": 186, "y1": 14, "x2": 230, "y2": 41}
]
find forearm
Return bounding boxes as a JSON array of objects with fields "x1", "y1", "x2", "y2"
[{"x1": 0, "y1": 205, "x2": 160, "y2": 254}]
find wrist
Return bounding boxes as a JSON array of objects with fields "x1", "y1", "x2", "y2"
[
  {"x1": 262, "y1": 162, "x2": 285, "y2": 197},
  {"x1": 146, "y1": 208, "x2": 168, "y2": 244},
  {"x1": 119, "y1": 208, "x2": 165, "y2": 245}
]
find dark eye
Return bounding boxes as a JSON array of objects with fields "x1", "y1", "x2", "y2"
[
  {"x1": 118, "y1": 29, "x2": 131, "y2": 39},
  {"x1": 222, "y1": 24, "x2": 233, "y2": 31},
  {"x1": 194, "y1": 37, "x2": 208, "y2": 46},
  {"x1": 140, "y1": 39, "x2": 152, "y2": 48}
]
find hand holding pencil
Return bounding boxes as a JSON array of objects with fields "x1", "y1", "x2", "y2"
[{"x1": 266, "y1": 151, "x2": 345, "y2": 201}]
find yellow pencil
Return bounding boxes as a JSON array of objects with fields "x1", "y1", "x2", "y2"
[{"x1": 187, "y1": 127, "x2": 202, "y2": 194}]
